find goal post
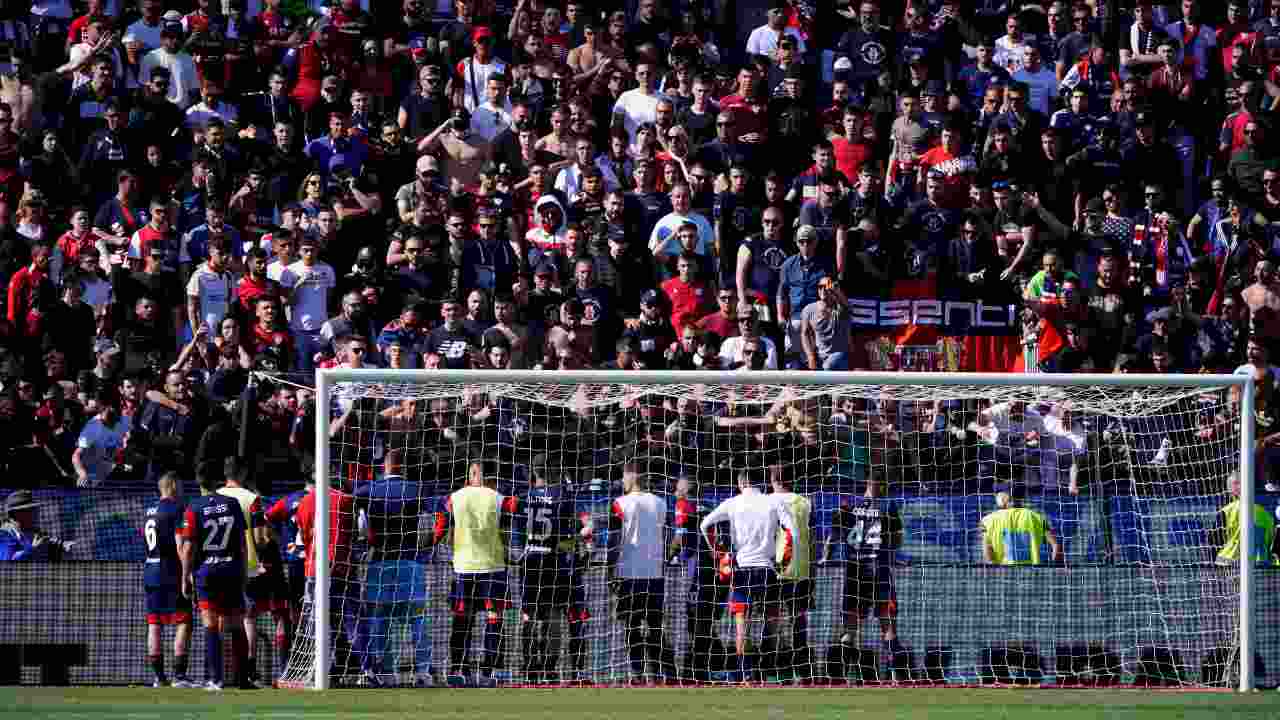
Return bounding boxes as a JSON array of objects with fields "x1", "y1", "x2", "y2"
[{"x1": 302, "y1": 369, "x2": 1256, "y2": 691}]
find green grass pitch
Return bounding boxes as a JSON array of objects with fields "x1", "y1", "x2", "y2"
[{"x1": 3, "y1": 687, "x2": 1279, "y2": 720}]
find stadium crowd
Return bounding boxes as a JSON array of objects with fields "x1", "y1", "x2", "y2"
[{"x1": 0, "y1": 0, "x2": 1276, "y2": 690}]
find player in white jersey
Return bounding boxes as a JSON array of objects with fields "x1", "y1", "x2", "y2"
[
  {"x1": 607, "y1": 461, "x2": 675, "y2": 684},
  {"x1": 700, "y1": 468, "x2": 797, "y2": 683}
]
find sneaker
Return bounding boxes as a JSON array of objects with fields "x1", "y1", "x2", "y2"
[
  {"x1": 171, "y1": 678, "x2": 196, "y2": 689},
  {"x1": 204, "y1": 681, "x2": 224, "y2": 692},
  {"x1": 1267, "y1": 483, "x2": 1279, "y2": 493},
  {"x1": 358, "y1": 670, "x2": 384, "y2": 688},
  {"x1": 475, "y1": 673, "x2": 497, "y2": 688},
  {"x1": 151, "y1": 680, "x2": 166, "y2": 688},
  {"x1": 413, "y1": 674, "x2": 435, "y2": 688},
  {"x1": 446, "y1": 672, "x2": 469, "y2": 688}
]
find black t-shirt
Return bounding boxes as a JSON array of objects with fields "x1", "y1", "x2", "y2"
[{"x1": 425, "y1": 323, "x2": 479, "y2": 369}]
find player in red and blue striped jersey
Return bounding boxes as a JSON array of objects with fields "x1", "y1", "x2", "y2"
[
  {"x1": 177, "y1": 467, "x2": 255, "y2": 691},
  {"x1": 142, "y1": 472, "x2": 193, "y2": 688}
]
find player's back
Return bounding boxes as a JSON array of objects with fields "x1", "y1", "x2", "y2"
[
  {"x1": 838, "y1": 496, "x2": 901, "y2": 565},
  {"x1": 143, "y1": 497, "x2": 185, "y2": 588},
  {"x1": 217, "y1": 486, "x2": 263, "y2": 575},
  {"x1": 358, "y1": 476, "x2": 431, "y2": 560},
  {"x1": 184, "y1": 494, "x2": 249, "y2": 580},
  {"x1": 612, "y1": 491, "x2": 666, "y2": 579},
  {"x1": 982, "y1": 507, "x2": 1047, "y2": 565},
  {"x1": 449, "y1": 484, "x2": 507, "y2": 573},
  {"x1": 717, "y1": 492, "x2": 786, "y2": 569},
  {"x1": 524, "y1": 485, "x2": 579, "y2": 570},
  {"x1": 770, "y1": 491, "x2": 813, "y2": 580}
]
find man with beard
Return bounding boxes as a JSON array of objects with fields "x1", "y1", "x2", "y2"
[
  {"x1": 585, "y1": 193, "x2": 651, "y2": 316},
  {"x1": 321, "y1": 289, "x2": 379, "y2": 361},
  {"x1": 398, "y1": 63, "x2": 449, "y2": 142},
  {"x1": 1084, "y1": 252, "x2": 1141, "y2": 371},
  {"x1": 1129, "y1": 180, "x2": 1194, "y2": 299},
  {"x1": 836, "y1": 1, "x2": 896, "y2": 90}
]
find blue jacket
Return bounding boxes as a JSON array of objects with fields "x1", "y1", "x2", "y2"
[{"x1": 0, "y1": 522, "x2": 63, "y2": 562}]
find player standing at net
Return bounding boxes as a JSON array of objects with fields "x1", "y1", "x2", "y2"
[
  {"x1": 520, "y1": 458, "x2": 592, "y2": 685},
  {"x1": 768, "y1": 465, "x2": 816, "y2": 683},
  {"x1": 980, "y1": 491, "x2": 1062, "y2": 565},
  {"x1": 433, "y1": 458, "x2": 519, "y2": 688},
  {"x1": 608, "y1": 461, "x2": 674, "y2": 685},
  {"x1": 1212, "y1": 472, "x2": 1279, "y2": 566},
  {"x1": 142, "y1": 472, "x2": 193, "y2": 688},
  {"x1": 670, "y1": 473, "x2": 730, "y2": 683},
  {"x1": 218, "y1": 457, "x2": 282, "y2": 687},
  {"x1": 700, "y1": 468, "x2": 797, "y2": 684},
  {"x1": 353, "y1": 449, "x2": 436, "y2": 687},
  {"x1": 177, "y1": 467, "x2": 255, "y2": 691},
  {"x1": 264, "y1": 481, "x2": 309, "y2": 682},
  {"x1": 822, "y1": 472, "x2": 907, "y2": 679}
]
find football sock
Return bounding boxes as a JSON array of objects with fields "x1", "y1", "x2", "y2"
[
  {"x1": 230, "y1": 628, "x2": 248, "y2": 685},
  {"x1": 275, "y1": 628, "x2": 289, "y2": 676},
  {"x1": 626, "y1": 622, "x2": 645, "y2": 675},
  {"x1": 174, "y1": 654, "x2": 188, "y2": 680},
  {"x1": 520, "y1": 620, "x2": 538, "y2": 671},
  {"x1": 792, "y1": 613, "x2": 808, "y2": 651},
  {"x1": 567, "y1": 619, "x2": 585, "y2": 670},
  {"x1": 206, "y1": 631, "x2": 223, "y2": 684},
  {"x1": 449, "y1": 615, "x2": 473, "y2": 670},
  {"x1": 149, "y1": 654, "x2": 165, "y2": 683},
  {"x1": 482, "y1": 616, "x2": 503, "y2": 672}
]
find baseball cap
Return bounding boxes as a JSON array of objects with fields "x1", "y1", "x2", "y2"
[
  {"x1": 1085, "y1": 198, "x2": 1105, "y2": 214},
  {"x1": 905, "y1": 49, "x2": 925, "y2": 65},
  {"x1": 535, "y1": 261, "x2": 556, "y2": 276},
  {"x1": 163, "y1": 9, "x2": 182, "y2": 22},
  {"x1": 640, "y1": 288, "x2": 661, "y2": 306},
  {"x1": 833, "y1": 56, "x2": 853, "y2": 72},
  {"x1": 161, "y1": 22, "x2": 182, "y2": 37},
  {"x1": 796, "y1": 224, "x2": 818, "y2": 243},
  {"x1": 472, "y1": 26, "x2": 495, "y2": 43}
]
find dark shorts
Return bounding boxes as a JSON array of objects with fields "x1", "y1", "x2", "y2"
[
  {"x1": 729, "y1": 566, "x2": 780, "y2": 615},
  {"x1": 521, "y1": 557, "x2": 588, "y2": 620},
  {"x1": 686, "y1": 577, "x2": 729, "y2": 620},
  {"x1": 196, "y1": 568, "x2": 246, "y2": 615},
  {"x1": 450, "y1": 571, "x2": 509, "y2": 614},
  {"x1": 615, "y1": 577, "x2": 665, "y2": 621},
  {"x1": 842, "y1": 563, "x2": 896, "y2": 619},
  {"x1": 145, "y1": 584, "x2": 193, "y2": 625},
  {"x1": 246, "y1": 562, "x2": 290, "y2": 617},
  {"x1": 779, "y1": 578, "x2": 814, "y2": 612}
]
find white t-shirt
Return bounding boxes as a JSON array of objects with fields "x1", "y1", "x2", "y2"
[
  {"x1": 612, "y1": 88, "x2": 662, "y2": 143},
  {"x1": 267, "y1": 259, "x2": 297, "y2": 288},
  {"x1": 76, "y1": 415, "x2": 130, "y2": 487},
  {"x1": 458, "y1": 58, "x2": 507, "y2": 113},
  {"x1": 125, "y1": 18, "x2": 164, "y2": 52},
  {"x1": 286, "y1": 260, "x2": 336, "y2": 332},
  {"x1": 612, "y1": 492, "x2": 667, "y2": 579},
  {"x1": 700, "y1": 490, "x2": 796, "y2": 569},
  {"x1": 719, "y1": 335, "x2": 779, "y2": 370},
  {"x1": 139, "y1": 48, "x2": 199, "y2": 109},
  {"x1": 744, "y1": 25, "x2": 805, "y2": 57},
  {"x1": 185, "y1": 263, "x2": 234, "y2": 332}
]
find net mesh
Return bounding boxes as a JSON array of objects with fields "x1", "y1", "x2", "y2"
[{"x1": 276, "y1": 376, "x2": 1254, "y2": 688}]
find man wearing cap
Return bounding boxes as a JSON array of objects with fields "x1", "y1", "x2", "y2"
[
  {"x1": 777, "y1": 225, "x2": 833, "y2": 368},
  {"x1": 622, "y1": 288, "x2": 676, "y2": 369},
  {"x1": 0, "y1": 490, "x2": 75, "y2": 561},
  {"x1": 455, "y1": 26, "x2": 506, "y2": 114},
  {"x1": 399, "y1": 63, "x2": 449, "y2": 142},
  {"x1": 746, "y1": 0, "x2": 805, "y2": 60},
  {"x1": 139, "y1": 23, "x2": 197, "y2": 110}
]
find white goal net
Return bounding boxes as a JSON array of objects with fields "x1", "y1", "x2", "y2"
[{"x1": 280, "y1": 370, "x2": 1259, "y2": 689}]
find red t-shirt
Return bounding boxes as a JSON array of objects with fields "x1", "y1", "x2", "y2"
[
  {"x1": 831, "y1": 137, "x2": 873, "y2": 184},
  {"x1": 237, "y1": 274, "x2": 282, "y2": 315},
  {"x1": 295, "y1": 488, "x2": 355, "y2": 578},
  {"x1": 661, "y1": 276, "x2": 712, "y2": 333}
]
